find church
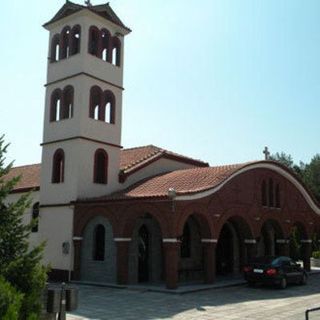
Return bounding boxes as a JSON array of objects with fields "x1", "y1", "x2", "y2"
[{"x1": 5, "y1": 1, "x2": 320, "y2": 290}]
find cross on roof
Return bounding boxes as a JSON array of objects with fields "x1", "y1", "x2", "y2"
[{"x1": 263, "y1": 146, "x2": 270, "y2": 160}]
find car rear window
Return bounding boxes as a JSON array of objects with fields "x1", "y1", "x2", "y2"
[{"x1": 251, "y1": 256, "x2": 275, "y2": 264}]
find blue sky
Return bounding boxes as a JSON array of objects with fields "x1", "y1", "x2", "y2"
[{"x1": 0, "y1": 0, "x2": 319, "y2": 166}]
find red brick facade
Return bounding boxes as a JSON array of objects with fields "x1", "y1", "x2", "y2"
[{"x1": 73, "y1": 165, "x2": 320, "y2": 289}]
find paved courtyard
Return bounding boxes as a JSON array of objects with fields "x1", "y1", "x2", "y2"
[{"x1": 68, "y1": 274, "x2": 320, "y2": 320}]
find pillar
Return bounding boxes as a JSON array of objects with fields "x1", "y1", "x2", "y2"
[
  {"x1": 163, "y1": 240, "x2": 180, "y2": 289},
  {"x1": 202, "y1": 240, "x2": 217, "y2": 284},
  {"x1": 72, "y1": 237, "x2": 83, "y2": 280},
  {"x1": 115, "y1": 238, "x2": 131, "y2": 285},
  {"x1": 301, "y1": 240, "x2": 312, "y2": 271}
]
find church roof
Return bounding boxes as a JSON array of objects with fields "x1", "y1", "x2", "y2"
[
  {"x1": 119, "y1": 145, "x2": 208, "y2": 181},
  {"x1": 43, "y1": 1, "x2": 131, "y2": 32},
  {"x1": 84, "y1": 160, "x2": 320, "y2": 205},
  {"x1": 3, "y1": 164, "x2": 41, "y2": 193},
  {"x1": 88, "y1": 163, "x2": 249, "y2": 201},
  {"x1": 5, "y1": 145, "x2": 207, "y2": 193}
]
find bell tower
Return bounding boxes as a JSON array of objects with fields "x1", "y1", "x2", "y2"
[{"x1": 40, "y1": 1, "x2": 131, "y2": 205}]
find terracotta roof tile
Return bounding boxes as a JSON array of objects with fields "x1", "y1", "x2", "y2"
[
  {"x1": 2, "y1": 164, "x2": 41, "y2": 193},
  {"x1": 120, "y1": 145, "x2": 208, "y2": 177},
  {"x1": 93, "y1": 163, "x2": 249, "y2": 200}
]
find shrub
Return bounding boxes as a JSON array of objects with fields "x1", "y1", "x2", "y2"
[
  {"x1": 312, "y1": 251, "x2": 320, "y2": 259},
  {"x1": 0, "y1": 276, "x2": 22, "y2": 320}
]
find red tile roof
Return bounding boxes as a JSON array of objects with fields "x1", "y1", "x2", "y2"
[
  {"x1": 43, "y1": 1, "x2": 131, "y2": 31},
  {"x1": 92, "y1": 163, "x2": 249, "y2": 201},
  {"x1": 5, "y1": 145, "x2": 207, "y2": 192},
  {"x1": 119, "y1": 145, "x2": 208, "y2": 181},
  {"x1": 2, "y1": 164, "x2": 41, "y2": 193}
]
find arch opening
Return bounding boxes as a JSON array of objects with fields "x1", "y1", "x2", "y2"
[
  {"x1": 128, "y1": 214, "x2": 163, "y2": 284},
  {"x1": 289, "y1": 223, "x2": 307, "y2": 261},
  {"x1": 178, "y1": 215, "x2": 205, "y2": 283},
  {"x1": 216, "y1": 216, "x2": 253, "y2": 276},
  {"x1": 257, "y1": 220, "x2": 284, "y2": 257},
  {"x1": 80, "y1": 216, "x2": 116, "y2": 283}
]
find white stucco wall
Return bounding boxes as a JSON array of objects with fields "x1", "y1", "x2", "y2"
[
  {"x1": 122, "y1": 158, "x2": 198, "y2": 189},
  {"x1": 43, "y1": 75, "x2": 123, "y2": 144},
  {"x1": 5, "y1": 190, "x2": 73, "y2": 271},
  {"x1": 40, "y1": 139, "x2": 121, "y2": 205},
  {"x1": 39, "y1": 206, "x2": 74, "y2": 271},
  {"x1": 46, "y1": 10, "x2": 127, "y2": 86}
]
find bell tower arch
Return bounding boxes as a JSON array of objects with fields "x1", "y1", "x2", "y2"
[{"x1": 40, "y1": 1, "x2": 131, "y2": 205}]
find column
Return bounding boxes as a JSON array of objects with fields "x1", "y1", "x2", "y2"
[
  {"x1": 202, "y1": 239, "x2": 217, "y2": 284},
  {"x1": 276, "y1": 239, "x2": 290, "y2": 256},
  {"x1": 245, "y1": 239, "x2": 257, "y2": 263},
  {"x1": 301, "y1": 240, "x2": 312, "y2": 271},
  {"x1": 163, "y1": 239, "x2": 181, "y2": 290},
  {"x1": 115, "y1": 238, "x2": 131, "y2": 285},
  {"x1": 72, "y1": 237, "x2": 83, "y2": 280}
]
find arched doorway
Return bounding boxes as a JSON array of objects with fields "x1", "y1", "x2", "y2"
[
  {"x1": 216, "y1": 222, "x2": 239, "y2": 275},
  {"x1": 80, "y1": 216, "x2": 116, "y2": 283},
  {"x1": 216, "y1": 216, "x2": 253, "y2": 276},
  {"x1": 138, "y1": 225, "x2": 150, "y2": 282},
  {"x1": 179, "y1": 216, "x2": 204, "y2": 283},
  {"x1": 257, "y1": 220, "x2": 283, "y2": 257},
  {"x1": 289, "y1": 223, "x2": 307, "y2": 261},
  {"x1": 128, "y1": 214, "x2": 163, "y2": 284}
]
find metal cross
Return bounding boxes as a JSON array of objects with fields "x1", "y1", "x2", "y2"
[{"x1": 263, "y1": 146, "x2": 270, "y2": 160}]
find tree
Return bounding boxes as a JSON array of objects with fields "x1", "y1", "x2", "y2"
[
  {"x1": 269, "y1": 152, "x2": 302, "y2": 176},
  {"x1": 270, "y1": 151, "x2": 320, "y2": 202},
  {"x1": 0, "y1": 276, "x2": 22, "y2": 320},
  {"x1": 302, "y1": 154, "x2": 320, "y2": 202},
  {"x1": 0, "y1": 135, "x2": 47, "y2": 319}
]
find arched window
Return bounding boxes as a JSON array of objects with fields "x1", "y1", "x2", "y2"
[
  {"x1": 60, "y1": 26, "x2": 71, "y2": 59},
  {"x1": 89, "y1": 86, "x2": 103, "y2": 120},
  {"x1": 261, "y1": 180, "x2": 267, "y2": 206},
  {"x1": 31, "y1": 202, "x2": 40, "y2": 233},
  {"x1": 101, "y1": 29, "x2": 110, "y2": 62},
  {"x1": 181, "y1": 223, "x2": 191, "y2": 258},
  {"x1": 50, "y1": 89, "x2": 63, "y2": 122},
  {"x1": 88, "y1": 26, "x2": 100, "y2": 57},
  {"x1": 111, "y1": 37, "x2": 121, "y2": 66},
  {"x1": 50, "y1": 34, "x2": 60, "y2": 62},
  {"x1": 93, "y1": 224, "x2": 105, "y2": 261},
  {"x1": 268, "y1": 178, "x2": 274, "y2": 207},
  {"x1": 52, "y1": 149, "x2": 65, "y2": 183},
  {"x1": 275, "y1": 183, "x2": 281, "y2": 208},
  {"x1": 103, "y1": 91, "x2": 115, "y2": 123},
  {"x1": 94, "y1": 149, "x2": 108, "y2": 184},
  {"x1": 70, "y1": 25, "x2": 81, "y2": 55},
  {"x1": 61, "y1": 86, "x2": 74, "y2": 119}
]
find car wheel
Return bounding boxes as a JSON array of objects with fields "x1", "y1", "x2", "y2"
[
  {"x1": 300, "y1": 274, "x2": 307, "y2": 285},
  {"x1": 279, "y1": 277, "x2": 287, "y2": 289}
]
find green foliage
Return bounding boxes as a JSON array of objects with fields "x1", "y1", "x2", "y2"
[
  {"x1": 0, "y1": 135, "x2": 47, "y2": 319},
  {"x1": 270, "y1": 152, "x2": 295, "y2": 169},
  {"x1": 312, "y1": 251, "x2": 320, "y2": 259},
  {"x1": 270, "y1": 151, "x2": 320, "y2": 202},
  {"x1": 302, "y1": 154, "x2": 320, "y2": 202},
  {"x1": 0, "y1": 276, "x2": 22, "y2": 320}
]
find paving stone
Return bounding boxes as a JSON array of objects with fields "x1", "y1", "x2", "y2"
[{"x1": 67, "y1": 274, "x2": 320, "y2": 320}]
